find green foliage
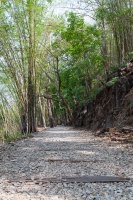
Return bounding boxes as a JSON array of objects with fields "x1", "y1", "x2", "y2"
[
  {"x1": 61, "y1": 12, "x2": 102, "y2": 59},
  {"x1": 0, "y1": 103, "x2": 21, "y2": 139},
  {"x1": 1, "y1": 0, "x2": 132, "y2": 128},
  {"x1": 108, "y1": 77, "x2": 119, "y2": 87},
  {"x1": 110, "y1": 65, "x2": 119, "y2": 73},
  {"x1": 95, "y1": 0, "x2": 133, "y2": 64},
  {"x1": 44, "y1": 11, "x2": 105, "y2": 122},
  {"x1": 129, "y1": 51, "x2": 133, "y2": 57},
  {"x1": 3, "y1": 132, "x2": 30, "y2": 143},
  {"x1": 88, "y1": 87, "x2": 101, "y2": 100}
]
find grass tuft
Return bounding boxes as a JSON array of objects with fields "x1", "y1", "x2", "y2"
[{"x1": 1, "y1": 132, "x2": 31, "y2": 143}]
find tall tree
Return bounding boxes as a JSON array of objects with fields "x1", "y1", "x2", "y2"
[
  {"x1": 27, "y1": 0, "x2": 36, "y2": 132},
  {"x1": 40, "y1": 12, "x2": 103, "y2": 125},
  {"x1": 0, "y1": 0, "x2": 52, "y2": 133}
]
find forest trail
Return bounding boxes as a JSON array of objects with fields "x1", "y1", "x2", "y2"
[{"x1": 0, "y1": 126, "x2": 133, "y2": 200}]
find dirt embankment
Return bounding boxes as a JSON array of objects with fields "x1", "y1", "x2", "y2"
[{"x1": 73, "y1": 61, "x2": 133, "y2": 131}]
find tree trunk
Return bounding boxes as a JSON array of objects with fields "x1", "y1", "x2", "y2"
[
  {"x1": 20, "y1": 103, "x2": 27, "y2": 134},
  {"x1": 27, "y1": 0, "x2": 36, "y2": 133},
  {"x1": 47, "y1": 99, "x2": 54, "y2": 128},
  {"x1": 39, "y1": 96, "x2": 46, "y2": 128},
  {"x1": 101, "y1": 18, "x2": 109, "y2": 82},
  {"x1": 58, "y1": 91, "x2": 74, "y2": 126}
]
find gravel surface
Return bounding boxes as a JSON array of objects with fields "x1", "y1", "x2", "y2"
[{"x1": 0, "y1": 126, "x2": 133, "y2": 200}]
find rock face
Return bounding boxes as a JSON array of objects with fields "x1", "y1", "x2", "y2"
[{"x1": 73, "y1": 62, "x2": 133, "y2": 130}]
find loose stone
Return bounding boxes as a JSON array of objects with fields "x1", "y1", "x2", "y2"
[{"x1": 0, "y1": 126, "x2": 132, "y2": 199}]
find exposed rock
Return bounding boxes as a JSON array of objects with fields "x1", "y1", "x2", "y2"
[
  {"x1": 94, "y1": 126, "x2": 133, "y2": 143},
  {"x1": 73, "y1": 61, "x2": 133, "y2": 130},
  {"x1": 122, "y1": 126, "x2": 133, "y2": 133},
  {"x1": 109, "y1": 127, "x2": 117, "y2": 133}
]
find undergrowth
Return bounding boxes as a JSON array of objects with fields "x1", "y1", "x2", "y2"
[{"x1": 0, "y1": 132, "x2": 31, "y2": 143}]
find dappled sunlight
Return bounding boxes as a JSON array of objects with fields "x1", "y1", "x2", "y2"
[
  {"x1": 0, "y1": 182, "x2": 67, "y2": 200},
  {"x1": 21, "y1": 147, "x2": 35, "y2": 151},
  {"x1": 0, "y1": 126, "x2": 133, "y2": 199},
  {"x1": 46, "y1": 130, "x2": 76, "y2": 133},
  {"x1": 77, "y1": 150, "x2": 96, "y2": 155},
  {"x1": 43, "y1": 137, "x2": 90, "y2": 142}
]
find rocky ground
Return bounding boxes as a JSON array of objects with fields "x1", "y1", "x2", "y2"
[{"x1": 0, "y1": 126, "x2": 133, "y2": 200}]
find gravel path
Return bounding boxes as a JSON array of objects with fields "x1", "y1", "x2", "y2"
[{"x1": 0, "y1": 126, "x2": 133, "y2": 200}]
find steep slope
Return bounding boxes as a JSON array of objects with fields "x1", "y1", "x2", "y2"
[{"x1": 73, "y1": 61, "x2": 133, "y2": 130}]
